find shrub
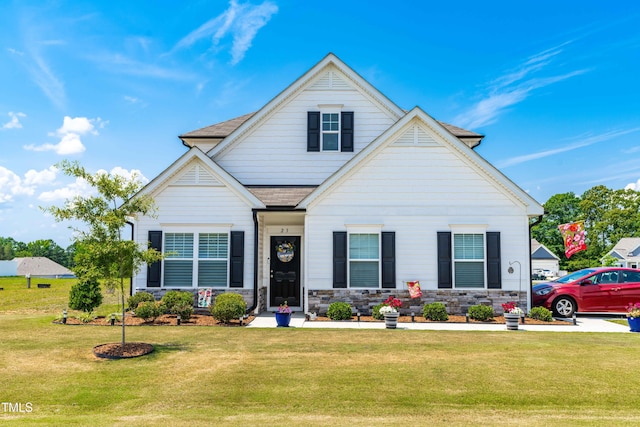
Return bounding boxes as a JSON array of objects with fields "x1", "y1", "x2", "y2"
[
  {"x1": 77, "y1": 311, "x2": 96, "y2": 323},
  {"x1": 326, "y1": 302, "x2": 353, "y2": 320},
  {"x1": 210, "y1": 293, "x2": 246, "y2": 323},
  {"x1": 528, "y1": 306, "x2": 553, "y2": 322},
  {"x1": 173, "y1": 301, "x2": 194, "y2": 321},
  {"x1": 468, "y1": 304, "x2": 494, "y2": 321},
  {"x1": 161, "y1": 290, "x2": 194, "y2": 314},
  {"x1": 134, "y1": 301, "x2": 164, "y2": 322},
  {"x1": 423, "y1": 302, "x2": 449, "y2": 321},
  {"x1": 372, "y1": 303, "x2": 384, "y2": 320},
  {"x1": 127, "y1": 291, "x2": 155, "y2": 311},
  {"x1": 68, "y1": 278, "x2": 103, "y2": 313}
]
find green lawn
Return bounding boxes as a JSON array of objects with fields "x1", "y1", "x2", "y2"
[{"x1": 1, "y1": 278, "x2": 639, "y2": 426}]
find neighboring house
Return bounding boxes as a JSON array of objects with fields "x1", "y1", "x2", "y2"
[
  {"x1": 531, "y1": 239, "x2": 560, "y2": 278},
  {"x1": 131, "y1": 53, "x2": 544, "y2": 315},
  {"x1": 604, "y1": 238, "x2": 640, "y2": 268},
  {"x1": 0, "y1": 257, "x2": 75, "y2": 278}
]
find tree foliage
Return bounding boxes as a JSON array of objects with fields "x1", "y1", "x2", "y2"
[
  {"x1": 42, "y1": 160, "x2": 163, "y2": 345},
  {"x1": 532, "y1": 185, "x2": 640, "y2": 270}
]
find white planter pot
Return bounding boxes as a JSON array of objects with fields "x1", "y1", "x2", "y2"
[
  {"x1": 504, "y1": 313, "x2": 520, "y2": 330},
  {"x1": 383, "y1": 311, "x2": 400, "y2": 329}
]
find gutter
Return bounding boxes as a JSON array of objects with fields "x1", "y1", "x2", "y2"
[
  {"x1": 528, "y1": 213, "x2": 545, "y2": 309},
  {"x1": 245, "y1": 210, "x2": 260, "y2": 314}
]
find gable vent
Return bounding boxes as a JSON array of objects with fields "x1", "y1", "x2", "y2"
[
  {"x1": 174, "y1": 163, "x2": 221, "y2": 186},
  {"x1": 310, "y1": 70, "x2": 353, "y2": 91},
  {"x1": 394, "y1": 125, "x2": 438, "y2": 146}
]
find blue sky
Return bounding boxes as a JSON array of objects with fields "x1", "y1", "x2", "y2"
[{"x1": 2, "y1": 0, "x2": 640, "y2": 246}]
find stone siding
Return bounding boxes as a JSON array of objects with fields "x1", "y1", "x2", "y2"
[
  {"x1": 135, "y1": 288, "x2": 254, "y2": 312},
  {"x1": 307, "y1": 289, "x2": 526, "y2": 316}
]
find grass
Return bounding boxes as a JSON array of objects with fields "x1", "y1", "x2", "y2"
[{"x1": 1, "y1": 278, "x2": 640, "y2": 426}]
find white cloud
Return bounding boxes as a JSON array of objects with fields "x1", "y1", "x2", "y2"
[
  {"x1": 38, "y1": 177, "x2": 93, "y2": 202},
  {"x1": 625, "y1": 180, "x2": 640, "y2": 191},
  {"x1": 454, "y1": 42, "x2": 589, "y2": 129},
  {"x1": 2, "y1": 112, "x2": 26, "y2": 130},
  {"x1": 23, "y1": 116, "x2": 106, "y2": 155},
  {"x1": 107, "y1": 166, "x2": 149, "y2": 184},
  {"x1": 0, "y1": 166, "x2": 36, "y2": 203},
  {"x1": 24, "y1": 166, "x2": 58, "y2": 186},
  {"x1": 172, "y1": 0, "x2": 278, "y2": 65}
]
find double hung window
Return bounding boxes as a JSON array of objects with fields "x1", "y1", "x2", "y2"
[
  {"x1": 163, "y1": 232, "x2": 229, "y2": 287},
  {"x1": 349, "y1": 233, "x2": 380, "y2": 288},
  {"x1": 453, "y1": 233, "x2": 485, "y2": 288},
  {"x1": 322, "y1": 113, "x2": 340, "y2": 151}
]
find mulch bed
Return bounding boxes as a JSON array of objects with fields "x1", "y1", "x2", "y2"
[
  {"x1": 57, "y1": 313, "x2": 254, "y2": 327},
  {"x1": 93, "y1": 342, "x2": 155, "y2": 359},
  {"x1": 312, "y1": 314, "x2": 569, "y2": 325}
]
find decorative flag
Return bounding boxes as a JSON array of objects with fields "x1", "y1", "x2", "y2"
[
  {"x1": 407, "y1": 281, "x2": 423, "y2": 299},
  {"x1": 197, "y1": 288, "x2": 212, "y2": 308},
  {"x1": 558, "y1": 221, "x2": 587, "y2": 258}
]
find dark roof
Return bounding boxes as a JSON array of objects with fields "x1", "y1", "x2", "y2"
[
  {"x1": 180, "y1": 112, "x2": 256, "y2": 138},
  {"x1": 180, "y1": 112, "x2": 483, "y2": 141},
  {"x1": 246, "y1": 186, "x2": 317, "y2": 207}
]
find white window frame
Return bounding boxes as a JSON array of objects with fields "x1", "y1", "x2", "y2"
[
  {"x1": 347, "y1": 225, "x2": 382, "y2": 288},
  {"x1": 321, "y1": 111, "x2": 340, "y2": 152},
  {"x1": 450, "y1": 225, "x2": 487, "y2": 289},
  {"x1": 162, "y1": 227, "x2": 231, "y2": 288}
]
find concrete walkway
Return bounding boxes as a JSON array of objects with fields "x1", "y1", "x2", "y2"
[{"x1": 247, "y1": 312, "x2": 632, "y2": 332}]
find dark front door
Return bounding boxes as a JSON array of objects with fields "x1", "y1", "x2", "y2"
[{"x1": 270, "y1": 236, "x2": 301, "y2": 308}]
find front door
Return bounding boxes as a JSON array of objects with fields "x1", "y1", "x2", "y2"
[{"x1": 270, "y1": 236, "x2": 301, "y2": 309}]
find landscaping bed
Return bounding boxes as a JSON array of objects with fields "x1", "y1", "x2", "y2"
[
  {"x1": 56, "y1": 313, "x2": 254, "y2": 326},
  {"x1": 313, "y1": 314, "x2": 569, "y2": 325}
]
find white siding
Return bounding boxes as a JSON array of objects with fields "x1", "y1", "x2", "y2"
[
  {"x1": 304, "y1": 139, "x2": 532, "y2": 292},
  {"x1": 215, "y1": 69, "x2": 397, "y2": 185},
  {"x1": 133, "y1": 174, "x2": 255, "y2": 290}
]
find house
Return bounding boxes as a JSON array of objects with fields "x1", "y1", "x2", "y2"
[
  {"x1": 0, "y1": 257, "x2": 75, "y2": 278},
  {"x1": 603, "y1": 238, "x2": 640, "y2": 268},
  {"x1": 531, "y1": 239, "x2": 560, "y2": 278},
  {"x1": 131, "y1": 53, "x2": 544, "y2": 315}
]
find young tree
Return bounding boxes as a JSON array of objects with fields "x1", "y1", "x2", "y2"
[{"x1": 43, "y1": 160, "x2": 162, "y2": 347}]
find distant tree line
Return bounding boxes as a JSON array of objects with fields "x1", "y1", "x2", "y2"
[
  {"x1": 531, "y1": 185, "x2": 640, "y2": 272},
  {"x1": 0, "y1": 237, "x2": 76, "y2": 269}
]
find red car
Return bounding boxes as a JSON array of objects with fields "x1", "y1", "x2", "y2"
[{"x1": 532, "y1": 267, "x2": 640, "y2": 317}]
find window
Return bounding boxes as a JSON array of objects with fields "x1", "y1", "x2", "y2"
[
  {"x1": 198, "y1": 233, "x2": 228, "y2": 287},
  {"x1": 322, "y1": 113, "x2": 340, "y2": 151},
  {"x1": 349, "y1": 233, "x2": 379, "y2": 288},
  {"x1": 163, "y1": 232, "x2": 229, "y2": 288},
  {"x1": 453, "y1": 234, "x2": 485, "y2": 288},
  {"x1": 164, "y1": 233, "x2": 194, "y2": 287}
]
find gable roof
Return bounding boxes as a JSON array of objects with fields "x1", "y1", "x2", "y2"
[
  {"x1": 14, "y1": 257, "x2": 74, "y2": 277},
  {"x1": 297, "y1": 106, "x2": 543, "y2": 216},
  {"x1": 531, "y1": 239, "x2": 560, "y2": 260},
  {"x1": 246, "y1": 186, "x2": 317, "y2": 207},
  {"x1": 607, "y1": 237, "x2": 640, "y2": 261},
  {"x1": 137, "y1": 147, "x2": 266, "y2": 208},
  {"x1": 180, "y1": 111, "x2": 483, "y2": 149}
]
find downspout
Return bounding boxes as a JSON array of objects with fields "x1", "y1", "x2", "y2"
[
  {"x1": 246, "y1": 210, "x2": 259, "y2": 314},
  {"x1": 126, "y1": 220, "x2": 134, "y2": 297},
  {"x1": 528, "y1": 213, "x2": 544, "y2": 309}
]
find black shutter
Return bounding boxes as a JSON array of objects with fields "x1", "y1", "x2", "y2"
[
  {"x1": 229, "y1": 231, "x2": 244, "y2": 288},
  {"x1": 341, "y1": 111, "x2": 354, "y2": 152},
  {"x1": 381, "y1": 231, "x2": 396, "y2": 288},
  {"x1": 147, "y1": 231, "x2": 162, "y2": 288},
  {"x1": 437, "y1": 232, "x2": 452, "y2": 288},
  {"x1": 307, "y1": 111, "x2": 320, "y2": 152},
  {"x1": 486, "y1": 232, "x2": 501, "y2": 289},
  {"x1": 333, "y1": 232, "x2": 347, "y2": 288}
]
